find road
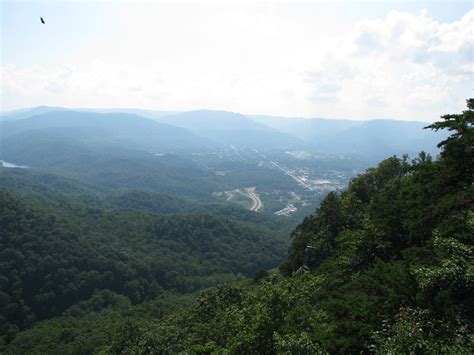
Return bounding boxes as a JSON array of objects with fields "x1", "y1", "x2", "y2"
[
  {"x1": 245, "y1": 187, "x2": 263, "y2": 212},
  {"x1": 270, "y1": 161, "x2": 315, "y2": 191}
]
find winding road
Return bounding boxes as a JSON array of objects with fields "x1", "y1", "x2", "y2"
[{"x1": 245, "y1": 187, "x2": 263, "y2": 212}]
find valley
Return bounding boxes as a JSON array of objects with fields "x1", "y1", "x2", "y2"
[
  {"x1": 1, "y1": 2, "x2": 471, "y2": 352},
  {"x1": 0, "y1": 107, "x2": 444, "y2": 219},
  {"x1": 0, "y1": 105, "x2": 466, "y2": 354}
]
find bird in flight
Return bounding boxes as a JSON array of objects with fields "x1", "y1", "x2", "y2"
[{"x1": 40, "y1": 17, "x2": 45, "y2": 24}]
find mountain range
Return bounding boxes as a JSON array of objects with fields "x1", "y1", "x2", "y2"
[{"x1": 1, "y1": 106, "x2": 447, "y2": 160}]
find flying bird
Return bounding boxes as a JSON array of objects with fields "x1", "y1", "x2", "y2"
[{"x1": 40, "y1": 17, "x2": 45, "y2": 24}]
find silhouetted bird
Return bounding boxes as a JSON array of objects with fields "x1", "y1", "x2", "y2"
[{"x1": 40, "y1": 17, "x2": 45, "y2": 24}]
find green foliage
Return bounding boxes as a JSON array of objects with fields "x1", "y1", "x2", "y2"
[
  {"x1": 0, "y1": 188, "x2": 287, "y2": 343},
  {"x1": 253, "y1": 269, "x2": 270, "y2": 282},
  {"x1": 1, "y1": 290, "x2": 194, "y2": 354},
  {"x1": 105, "y1": 272, "x2": 333, "y2": 354},
  {"x1": 413, "y1": 235, "x2": 473, "y2": 293},
  {"x1": 371, "y1": 308, "x2": 473, "y2": 354},
  {"x1": 1, "y1": 100, "x2": 473, "y2": 353},
  {"x1": 96, "y1": 99, "x2": 472, "y2": 354}
]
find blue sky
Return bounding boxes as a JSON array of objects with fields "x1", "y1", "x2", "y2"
[{"x1": 1, "y1": 1, "x2": 473, "y2": 121}]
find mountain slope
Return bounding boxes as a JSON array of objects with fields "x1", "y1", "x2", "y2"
[
  {"x1": 313, "y1": 119, "x2": 446, "y2": 158},
  {"x1": 0, "y1": 106, "x2": 64, "y2": 121},
  {"x1": 2, "y1": 102, "x2": 472, "y2": 353},
  {"x1": 2, "y1": 107, "x2": 447, "y2": 157},
  {"x1": 0, "y1": 142, "x2": 221, "y2": 199},
  {"x1": 0, "y1": 111, "x2": 225, "y2": 198},
  {"x1": 93, "y1": 101, "x2": 472, "y2": 354},
  {"x1": 0, "y1": 188, "x2": 288, "y2": 338},
  {"x1": 250, "y1": 115, "x2": 360, "y2": 141},
  {"x1": 1, "y1": 110, "x2": 215, "y2": 152},
  {"x1": 0, "y1": 106, "x2": 179, "y2": 122},
  {"x1": 251, "y1": 115, "x2": 447, "y2": 159},
  {"x1": 158, "y1": 110, "x2": 301, "y2": 148}
]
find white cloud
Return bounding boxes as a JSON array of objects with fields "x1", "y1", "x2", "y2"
[
  {"x1": 1, "y1": 6, "x2": 473, "y2": 121},
  {"x1": 305, "y1": 9, "x2": 473, "y2": 120}
]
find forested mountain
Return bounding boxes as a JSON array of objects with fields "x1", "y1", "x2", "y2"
[
  {"x1": 2, "y1": 0, "x2": 471, "y2": 351},
  {"x1": 0, "y1": 188, "x2": 288, "y2": 342},
  {"x1": 100, "y1": 100, "x2": 469, "y2": 354},
  {"x1": 1, "y1": 146, "x2": 221, "y2": 200},
  {"x1": 156, "y1": 110, "x2": 300, "y2": 148},
  {"x1": 0, "y1": 110, "x2": 304, "y2": 205},
  {"x1": 0, "y1": 108, "x2": 338, "y2": 218},
  {"x1": 311, "y1": 119, "x2": 446, "y2": 158},
  {"x1": 1, "y1": 102, "x2": 471, "y2": 353},
  {"x1": 0, "y1": 106, "x2": 65, "y2": 121},
  {"x1": 1, "y1": 106, "x2": 446, "y2": 160},
  {"x1": 251, "y1": 115, "x2": 447, "y2": 159},
  {"x1": 0, "y1": 168, "x2": 295, "y2": 227},
  {"x1": 0, "y1": 111, "x2": 225, "y2": 200},
  {"x1": 0, "y1": 110, "x2": 214, "y2": 152},
  {"x1": 4, "y1": 100, "x2": 471, "y2": 354},
  {"x1": 0, "y1": 107, "x2": 178, "y2": 122},
  {"x1": 250, "y1": 114, "x2": 360, "y2": 141}
]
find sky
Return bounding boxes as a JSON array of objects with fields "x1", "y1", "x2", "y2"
[{"x1": 1, "y1": 0, "x2": 473, "y2": 121}]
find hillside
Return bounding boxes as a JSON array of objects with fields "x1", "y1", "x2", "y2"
[
  {"x1": 0, "y1": 102, "x2": 472, "y2": 353},
  {"x1": 0, "y1": 188, "x2": 289, "y2": 342},
  {"x1": 157, "y1": 110, "x2": 301, "y2": 148},
  {"x1": 1, "y1": 107, "x2": 446, "y2": 159},
  {"x1": 97, "y1": 99, "x2": 471, "y2": 353},
  {"x1": 250, "y1": 114, "x2": 359, "y2": 141},
  {"x1": 0, "y1": 111, "x2": 226, "y2": 200},
  {"x1": 3, "y1": 100, "x2": 470, "y2": 353},
  {"x1": 0, "y1": 109, "x2": 343, "y2": 216},
  {"x1": 251, "y1": 115, "x2": 447, "y2": 159},
  {"x1": 312, "y1": 119, "x2": 446, "y2": 158},
  {"x1": 0, "y1": 110, "x2": 214, "y2": 152},
  {"x1": 2, "y1": 1, "x2": 472, "y2": 353}
]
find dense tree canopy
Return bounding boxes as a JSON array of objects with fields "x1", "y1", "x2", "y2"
[
  {"x1": 0, "y1": 190, "x2": 287, "y2": 344},
  {"x1": 1, "y1": 100, "x2": 472, "y2": 353},
  {"x1": 102, "y1": 99, "x2": 472, "y2": 354}
]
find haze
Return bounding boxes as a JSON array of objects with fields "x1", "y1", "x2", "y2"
[{"x1": 1, "y1": 0, "x2": 473, "y2": 121}]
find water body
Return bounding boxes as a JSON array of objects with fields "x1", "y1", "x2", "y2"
[{"x1": 1, "y1": 160, "x2": 28, "y2": 169}]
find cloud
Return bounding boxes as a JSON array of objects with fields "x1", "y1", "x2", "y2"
[
  {"x1": 305, "y1": 9, "x2": 473, "y2": 119},
  {"x1": 1, "y1": 7, "x2": 472, "y2": 121}
]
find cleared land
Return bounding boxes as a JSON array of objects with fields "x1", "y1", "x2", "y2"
[
  {"x1": 217, "y1": 187, "x2": 263, "y2": 212},
  {"x1": 244, "y1": 187, "x2": 263, "y2": 212}
]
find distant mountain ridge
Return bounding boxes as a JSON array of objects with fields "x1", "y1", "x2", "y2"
[
  {"x1": 1, "y1": 106, "x2": 447, "y2": 159},
  {"x1": 250, "y1": 114, "x2": 446, "y2": 159},
  {"x1": 0, "y1": 106, "x2": 178, "y2": 122},
  {"x1": 1, "y1": 110, "x2": 215, "y2": 152},
  {"x1": 155, "y1": 109, "x2": 301, "y2": 148},
  {"x1": 310, "y1": 119, "x2": 445, "y2": 158}
]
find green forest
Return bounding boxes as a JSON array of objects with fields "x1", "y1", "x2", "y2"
[{"x1": 0, "y1": 100, "x2": 473, "y2": 354}]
